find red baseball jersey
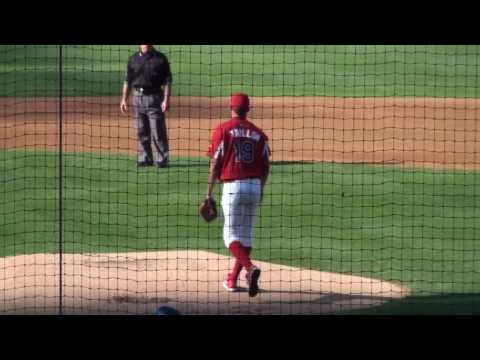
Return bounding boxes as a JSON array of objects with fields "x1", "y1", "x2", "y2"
[{"x1": 207, "y1": 117, "x2": 270, "y2": 182}]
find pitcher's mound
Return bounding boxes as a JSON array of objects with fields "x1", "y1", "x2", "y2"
[{"x1": 0, "y1": 250, "x2": 409, "y2": 314}]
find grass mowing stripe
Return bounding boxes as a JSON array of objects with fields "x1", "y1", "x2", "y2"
[
  {"x1": 1, "y1": 148, "x2": 480, "y2": 299},
  {"x1": 1, "y1": 45, "x2": 479, "y2": 97}
]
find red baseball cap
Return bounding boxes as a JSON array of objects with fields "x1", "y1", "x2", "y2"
[{"x1": 230, "y1": 93, "x2": 250, "y2": 111}]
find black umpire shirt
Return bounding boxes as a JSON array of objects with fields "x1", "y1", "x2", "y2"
[{"x1": 125, "y1": 48, "x2": 173, "y2": 93}]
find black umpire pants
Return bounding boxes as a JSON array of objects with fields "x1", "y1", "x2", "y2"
[{"x1": 132, "y1": 91, "x2": 169, "y2": 164}]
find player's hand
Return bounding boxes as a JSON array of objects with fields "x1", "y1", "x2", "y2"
[
  {"x1": 120, "y1": 100, "x2": 128, "y2": 114},
  {"x1": 161, "y1": 99, "x2": 170, "y2": 113},
  {"x1": 199, "y1": 196, "x2": 218, "y2": 223}
]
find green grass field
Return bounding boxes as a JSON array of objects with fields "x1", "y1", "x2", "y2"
[
  {"x1": 0, "y1": 45, "x2": 479, "y2": 97},
  {"x1": 1, "y1": 44, "x2": 480, "y2": 314},
  {"x1": 1, "y1": 149, "x2": 480, "y2": 314}
]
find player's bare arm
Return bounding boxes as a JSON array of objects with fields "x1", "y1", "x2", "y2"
[
  {"x1": 260, "y1": 166, "x2": 269, "y2": 202},
  {"x1": 260, "y1": 144, "x2": 270, "y2": 202},
  {"x1": 206, "y1": 156, "x2": 221, "y2": 199}
]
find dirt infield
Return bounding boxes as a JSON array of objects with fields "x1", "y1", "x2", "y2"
[
  {"x1": 0, "y1": 251, "x2": 409, "y2": 315},
  {"x1": 1, "y1": 96, "x2": 480, "y2": 170},
  {"x1": 1, "y1": 95, "x2": 477, "y2": 314}
]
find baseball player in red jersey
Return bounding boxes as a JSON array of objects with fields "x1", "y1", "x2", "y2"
[{"x1": 206, "y1": 93, "x2": 270, "y2": 297}]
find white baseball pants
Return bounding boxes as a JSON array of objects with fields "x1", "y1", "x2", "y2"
[{"x1": 221, "y1": 178, "x2": 262, "y2": 248}]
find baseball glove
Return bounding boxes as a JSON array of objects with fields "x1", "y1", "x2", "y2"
[{"x1": 199, "y1": 197, "x2": 218, "y2": 223}]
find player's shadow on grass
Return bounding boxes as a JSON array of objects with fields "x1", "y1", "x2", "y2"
[
  {"x1": 271, "y1": 161, "x2": 312, "y2": 166},
  {"x1": 164, "y1": 162, "x2": 206, "y2": 169},
  {"x1": 133, "y1": 162, "x2": 207, "y2": 169},
  {"x1": 133, "y1": 160, "x2": 309, "y2": 169},
  {"x1": 257, "y1": 288, "x2": 393, "y2": 304}
]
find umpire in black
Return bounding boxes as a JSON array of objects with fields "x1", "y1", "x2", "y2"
[{"x1": 120, "y1": 45, "x2": 172, "y2": 168}]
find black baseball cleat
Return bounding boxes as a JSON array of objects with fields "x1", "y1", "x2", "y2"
[
  {"x1": 156, "y1": 160, "x2": 169, "y2": 168},
  {"x1": 137, "y1": 160, "x2": 153, "y2": 167},
  {"x1": 247, "y1": 266, "x2": 261, "y2": 297}
]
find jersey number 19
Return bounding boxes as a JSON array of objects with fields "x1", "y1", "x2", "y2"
[{"x1": 233, "y1": 140, "x2": 254, "y2": 164}]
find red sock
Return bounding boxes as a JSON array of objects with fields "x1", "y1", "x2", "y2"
[
  {"x1": 229, "y1": 247, "x2": 252, "y2": 281},
  {"x1": 228, "y1": 241, "x2": 253, "y2": 271},
  {"x1": 229, "y1": 258, "x2": 243, "y2": 281}
]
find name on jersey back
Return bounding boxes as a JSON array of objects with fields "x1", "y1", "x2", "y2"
[{"x1": 229, "y1": 128, "x2": 261, "y2": 142}]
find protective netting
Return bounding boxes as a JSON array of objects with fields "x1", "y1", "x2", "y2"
[{"x1": 1, "y1": 45, "x2": 479, "y2": 314}]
